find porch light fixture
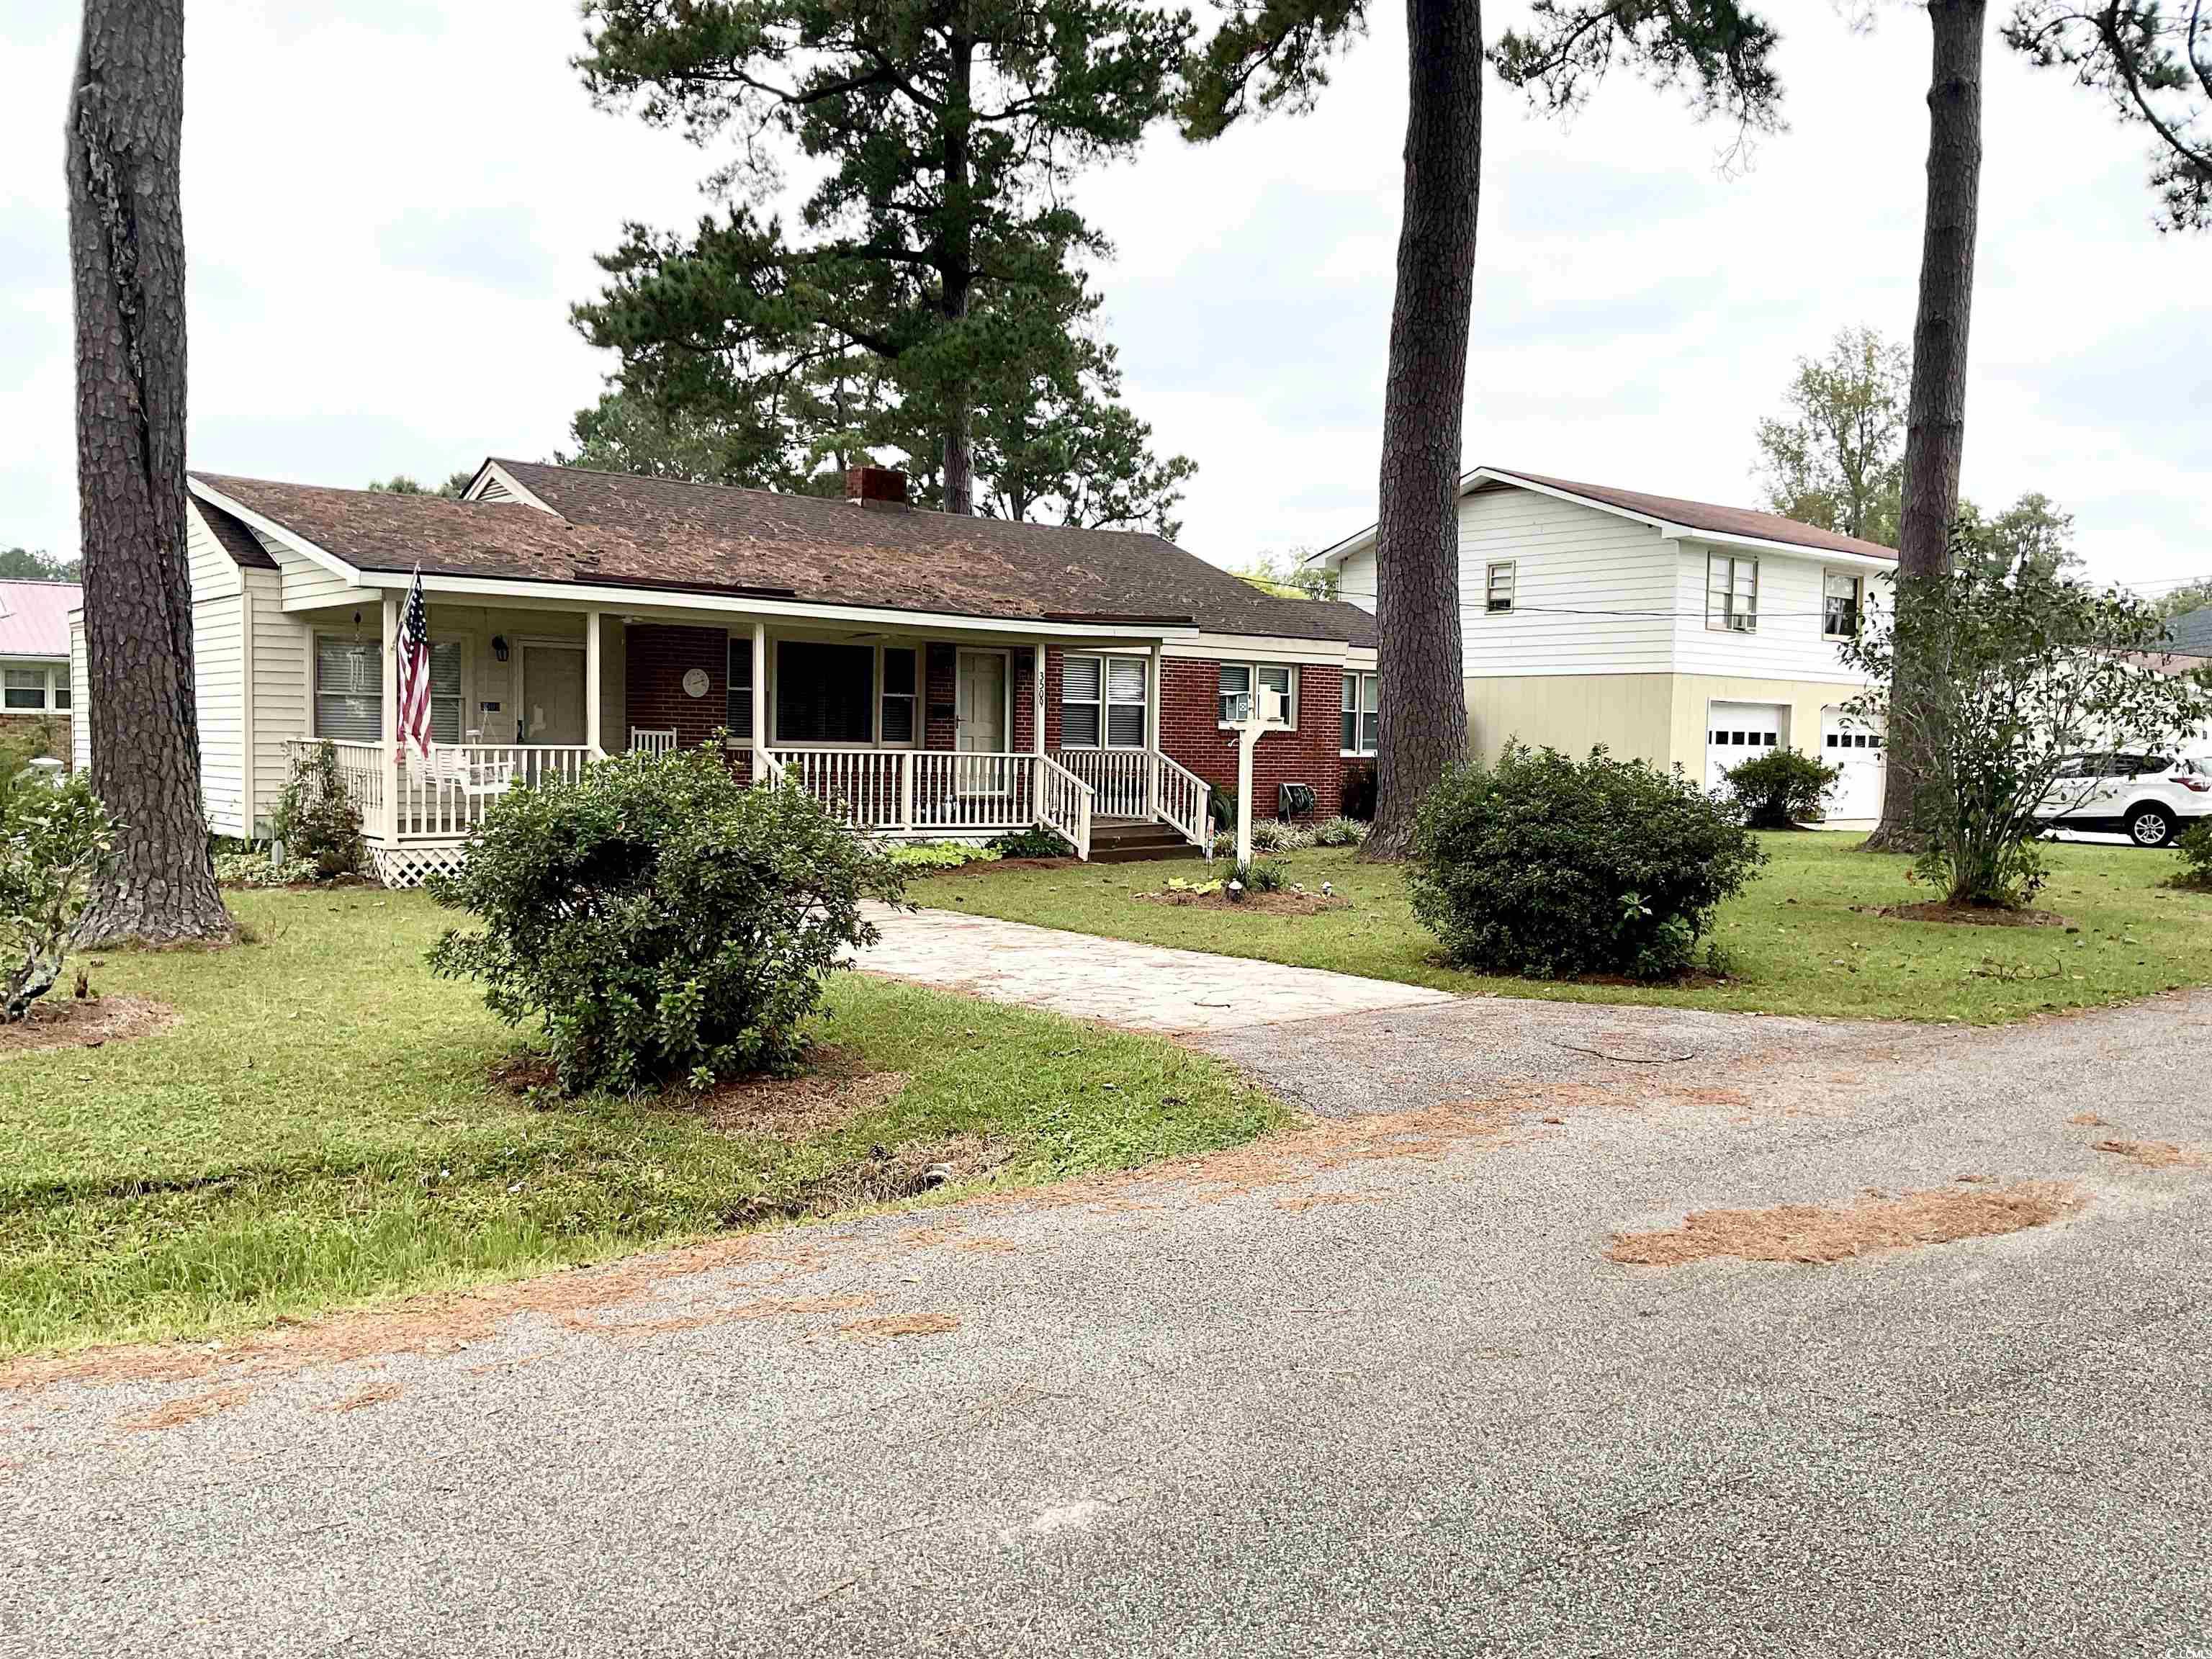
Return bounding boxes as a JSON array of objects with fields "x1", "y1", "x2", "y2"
[{"x1": 492, "y1": 635, "x2": 509, "y2": 662}]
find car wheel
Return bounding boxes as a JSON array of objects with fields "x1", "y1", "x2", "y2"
[{"x1": 2126, "y1": 805, "x2": 2177, "y2": 848}]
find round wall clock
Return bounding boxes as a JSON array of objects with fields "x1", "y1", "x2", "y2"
[{"x1": 681, "y1": 667, "x2": 711, "y2": 699}]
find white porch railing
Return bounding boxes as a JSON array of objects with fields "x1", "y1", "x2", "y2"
[
  {"x1": 763, "y1": 748, "x2": 1092, "y2": 856},
  {"x1": 1051, "y1": 748, "x2": 1212, "y2": 848},
  {"x1": 288, "y1": 741, "x2": 595, "y2": 842}
]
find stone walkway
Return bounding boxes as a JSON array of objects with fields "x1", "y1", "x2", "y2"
[{"x1": 855, "y1": 902, "x2": 1454, "y2": 1033}]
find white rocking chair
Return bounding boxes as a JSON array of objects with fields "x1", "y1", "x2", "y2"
[
  {"x1": 629, "y1": 727, "x2": 679, "y2": 756},
  {"x1": 430, "y1": 745, "x2": 516, "y2": 800}
]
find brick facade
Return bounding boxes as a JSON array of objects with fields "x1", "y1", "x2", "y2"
[
  {"x1": 624, "y1": 626, "x2": 1343, "y2": 823},
  {"x1": 1040, "y1": 649, "x2": 1341, "y2": 823},
  {"x1": 0, "y1": 711, "x2": 71, "y2": 769}
]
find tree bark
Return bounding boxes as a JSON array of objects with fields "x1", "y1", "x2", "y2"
[
  {"x1": 67, "y1": 0, "x2": 234, "y2": 944},
  {"x1": 939, "y1": 24, "x2": 976, "y2": 516},
  {"x1": 1362, "y1": 0, "x2": 1481, "y2": 861},
  {"x1": 1868, "y1": 0, "x2": 1985, "y2": 852}
]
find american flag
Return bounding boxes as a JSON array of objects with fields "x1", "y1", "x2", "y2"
[{"x1": 394, "y1": 567, "x2": 433, "y2": 763}]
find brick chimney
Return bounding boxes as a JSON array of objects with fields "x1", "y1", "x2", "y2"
[{"x1": 845, "y1": 464, "x2": 909, "y2": 508}]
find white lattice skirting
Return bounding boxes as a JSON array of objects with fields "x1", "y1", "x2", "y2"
[{"x1": 371, "y1": 843, "x2": 471, "y2": 889}]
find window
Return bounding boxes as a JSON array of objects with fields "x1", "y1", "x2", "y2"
[
  {"x1": 727, "y1": 638, "x2": 754, "y2": 739},
  {"x1": 1823, "y1": 570, "x2": 1863, "y2": 639},
  {"x1": 314, "y1": 637, "x2": 381, "y2": 741},
  {"x1": 3, "y1": 669, "x2": 46, "y2": 711},
  {"x1": 880, "y1": 647, "x2": 917, "y2": 745},
  {"x1": 1341, "y1": 672, "x2": 1380, "y2": 755},
  {"x1": 1219, "y1": 662, "x2": 1295, "y2": 727},
  {"x1": 1061, "y1": 654, "x2": 1148, "y2": 748},
  {"x1": 426, "y1": 640, "x2": 462, "y2": 743},
  {"x1": 1707, "y1": 553, "x2": 1758, "y2": 632},
  {"x1": 1485, "y1": 562, "x2": 1516, "y2": 614},
  {"x1": 775, "y1": 640, "x2": 875, "y2": 743},
  {"x1": 53, "y1": 672, "x2": 70, "y2": 710}
]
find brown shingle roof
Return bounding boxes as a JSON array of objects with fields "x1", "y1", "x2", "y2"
[
  {"x1": 190, "y1": 464, "x2": 1372, "y2": 643},
  {"x1": 1488, "y1": 469, "x2": 1897, "y2": 561}
]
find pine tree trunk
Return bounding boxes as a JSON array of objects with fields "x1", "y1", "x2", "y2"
[
  {"x1": 67, "y1": 0, "x2": 234, "y2": 945},
  {"x1": 940, "y1": 27, "x2": 976, "y2": 516},
  {"x1": 1867, "y1": 0, "x2": 1984, "y2": 853},
  {"x1": 1362, "y1": 0, "x2": 1480, "y2": 862}
]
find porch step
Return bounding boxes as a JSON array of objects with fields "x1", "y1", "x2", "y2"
[{"x1": 1088, "y1": 819, "x2": 1204, "y2": 863}]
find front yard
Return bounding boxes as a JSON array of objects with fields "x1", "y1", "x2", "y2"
[
  {"x1": 907, "y1": 833, "x2": 2212, "y2": 1023},
  {"x1": 1, "y1": 889, "x2": 1279, "y2": 1359}
]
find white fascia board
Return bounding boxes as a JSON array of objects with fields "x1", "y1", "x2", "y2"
[
  {"x1": 1673, "y1": 529, "x2": 1897, "y2": 569},
  {"x1": 356, "y1": 568, "x2": 1197, "y2": 642},
  {"x1": 187, "y1": 479, "x2": 364, "y2": 585},
  {"x1": 1166, "y1": 632, "x2": 1354, "y2": 665}
]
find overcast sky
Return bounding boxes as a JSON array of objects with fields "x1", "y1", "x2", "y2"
[{"x1": 3, "y1": 2, "x2": 2206, "y2": 593}]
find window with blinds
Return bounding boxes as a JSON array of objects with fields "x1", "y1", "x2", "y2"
[
  {"x1": 1219, "y1": 662, "x2": 1295, "y2": 726},
  {"x1": 727, "y1": 638, "x2": 753, "y2": 739},
  {"x1": 1341, "y1": 672, "x2": 1379, "y2": 754},
  {"x1": 3, "y1": 669, "x2": 47, "y2": 710},
  {"x1": 881, "y1": 647, "x2": 917, "y2": 745},
  {"x1": 1061, "y1": 654, "x2": 1148, "y2": 748},
  {"x1": 314, "y1": 637, "x2": 381, "y2": 742}
]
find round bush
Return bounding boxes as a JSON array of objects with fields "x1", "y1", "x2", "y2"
[
  {"x1": 1722, "y1": 747, "x2": 1841, "y2": 830},
  {"x1": 428, "y1": 745, "x2": 904, "y2": 1094},
  {"x1": 1408, "y1": 743, "x2": 1766, "y2": 981}
]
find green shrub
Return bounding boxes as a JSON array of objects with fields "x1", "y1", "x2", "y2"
[
  {"x1": 887, "y1": 840, "x2": 1001, "y2": 870},
  {"x1": 1230, "y1": 857, "x2": 1287, "y2": 897},
  {"x1": 213, "y1": 849, "x2": 320, "y2": 888},
  {"x1": 1340, "y1": 759, "x2": 1377, "y2": 822},
  {"x1": 0, "y1": 770, "x2": 114, "y2": 1021},
  {"x1": 2175, "y1": 820, "x2": 2212, "y2": 891},
  {"x1": 270, "y1": 740, "x2": 367, "y2": 878},
  {"x1": 1311, "y1": 815, "x2": 1367, "y2": 847},
  {"x1": 1408, "y1": 743, "x2": 1766, "y2": 981},
  {"x1": 428, "y1": 745, "x2": 904, "y2": 1094},
  {"x1": 1722, "y1": 746, "x2": 1842, "y2": 829},
  {"x1": 1208, "y1": 784, "x2": 1238, "y2": 835},
  {"x1": 988, "y1": 825, "x2": 1074, "y2": 859}
]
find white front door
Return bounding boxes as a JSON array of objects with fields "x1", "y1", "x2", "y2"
[
  {"x1": 521, "y1": 646, "x2": 586, "y2": 745},
  {"x1": 956, "y1": 650, "x2": 1007, "y2": 753},
  {"x1": 1705, "y1": 701, "x2": 1786, "y2": 793}
]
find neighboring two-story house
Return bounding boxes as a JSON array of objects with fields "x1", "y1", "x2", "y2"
[{"x1": 1316, "y1": 467, "x2": 1894, "y2": 824}]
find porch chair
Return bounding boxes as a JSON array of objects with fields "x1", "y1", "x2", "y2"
[
  {"x1": 629, "y1": 727, "x2": 679, "y2": 756},
  {"x1": 429, "y1": 744, "x2": 516, "y2": 800}
]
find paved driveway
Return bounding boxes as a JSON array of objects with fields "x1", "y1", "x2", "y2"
[{"x1": 6, "y1": 984, "x2": 2210, "y2": 1656}]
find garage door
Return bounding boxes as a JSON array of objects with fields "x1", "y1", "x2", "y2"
[
  {"x1": 1706, "y1": 701, "x2": 1786, "y2": 793},
  {"x1": 1821, "y1": 709, "x2": 1886, "y2": 821}
]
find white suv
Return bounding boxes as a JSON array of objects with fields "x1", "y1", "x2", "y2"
[{"x1": 2036, "y1": 752, "x2": 2212, "y2": 848}]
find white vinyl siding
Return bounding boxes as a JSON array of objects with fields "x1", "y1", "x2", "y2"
[
  {"x1": 247, "y1": 575, "x2": 306, "y2": 832},
  {"x1": 1449, "y1": 486, "x2": 1679, "y2": 676},
  {"x1": 69, "y1": 620, "x2": 91, "y2": 771},
  {"x1": 188, "y1": 510, "x2": 251, "y2": 836},
  {"x1": 186, "y1": 503, "x2": 245, "y2": 599},
  {"x1": 1672, "y1": 544, "x2": 1879, "y2": 680}
]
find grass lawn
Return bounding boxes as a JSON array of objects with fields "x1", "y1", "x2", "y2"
[
  {"x1": 1, "y1": 889, "x2": 1280, "y2": 1358},
  {"x1": 908, "y1": 834, "x2": 2212, "y2": 1023}
]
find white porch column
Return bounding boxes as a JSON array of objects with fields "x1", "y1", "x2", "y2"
[
  {"x1": 379, "y1": 592, "x2": 400, "y2": 843},
  {"x1": 1032, "y1": 642, "x2": 1046, "y2": 754},
  {"x1": 750, "y1": 621, "x2": 768, "y2": 760},
  {"x1": 584, "y1": 608, "x2": 603, "y2": 757},
  {"x1": 1146, "y1": 641, "x2": 1164, "y2": 817}
]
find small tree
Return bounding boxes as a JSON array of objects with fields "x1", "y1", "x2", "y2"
[
  {"x1": 1840, "y1": 534, "x2": 2212, "y2": 907},
  {"x1": 0, "y1": 771, "x2": 116, "y2": 1021},
  {"x1": 1722, "y1": 747, "x2": 1844, "y2": 830},
  {"x1": 428, "y1": 745, "x2": 904, "y2": 1094},
  {"x1": 270, "y1": 740, "x2": 366, "y2": 879}
]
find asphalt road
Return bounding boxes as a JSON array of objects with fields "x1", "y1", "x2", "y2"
[{"x1": 6, "y1": 989, "x2": 2211, "y2": 1657}]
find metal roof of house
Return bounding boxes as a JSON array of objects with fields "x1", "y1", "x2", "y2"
[
  {"x1": 0, "y1": 580, "x2": 81, "y2": 659},
  {"x1": 189, "y1": 464, "x2": 1374, "y2": 645}
]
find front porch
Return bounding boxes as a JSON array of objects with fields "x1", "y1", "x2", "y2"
[{"x1": 295, "y1": 601, "x2": 1212, "y2": 885}]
